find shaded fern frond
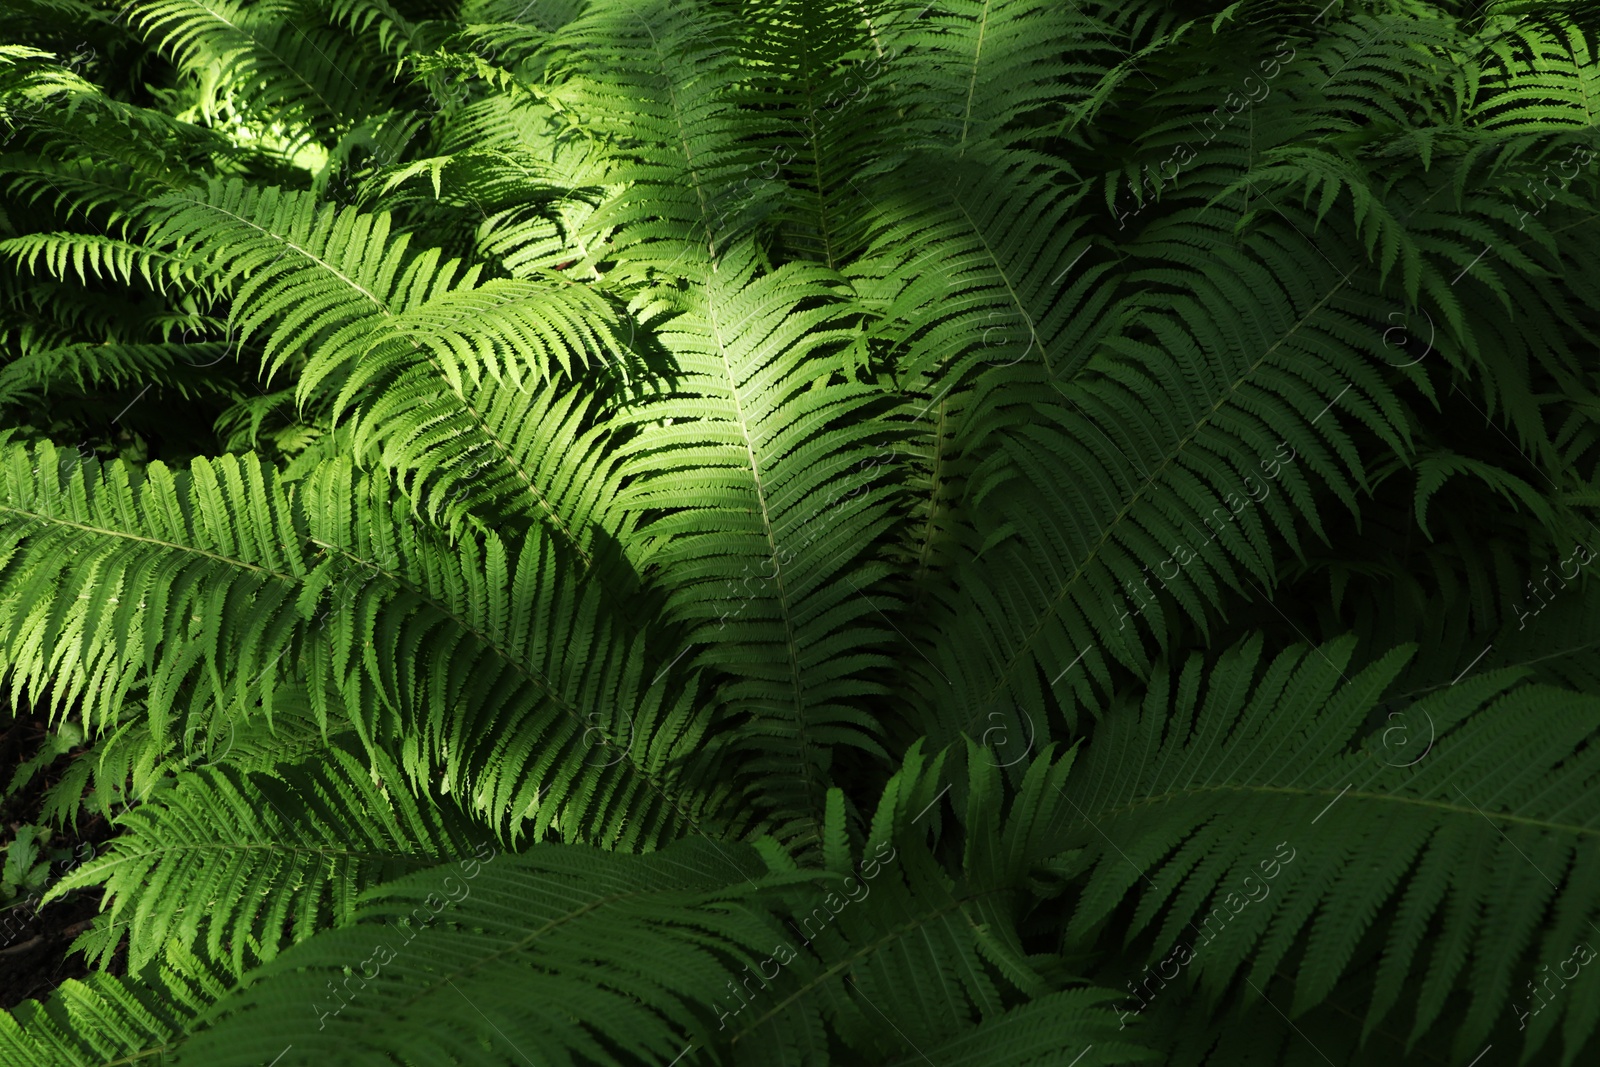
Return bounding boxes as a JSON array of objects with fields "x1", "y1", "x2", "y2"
[
  {"x1": 718, "y1": 740, "x2": 1151, "y2": 1064},
  {"x1": 1059, "y1": 635, "x2": 1600, "y2": 1063},
  {"x1": 545, "y1": 0, "x2": 753, "y2": 280},
  {"x1": 130, "y1": 0, "x2": 393, "y2": 150},
  {"x1": 912, "y1": 204, "x2": 1410, "y2": 742},
  {"x1": 0, "y1": 341, "x2": 239, "y2": 407},
  {"x1": 172, "y1": 837, "x2": 779, "y2": 1067}
]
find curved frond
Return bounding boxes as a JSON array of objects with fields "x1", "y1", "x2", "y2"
[
  {"x1": 48, "y1": 743, "x2": 479, "y2": 978},
  {"x1": 1060, "y1": 635, "x2": 1600, "y2": 1063}
]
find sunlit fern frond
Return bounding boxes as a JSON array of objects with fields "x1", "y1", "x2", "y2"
[{"x1": 49, "y1": 741, "x2": 478, "y2": 977}]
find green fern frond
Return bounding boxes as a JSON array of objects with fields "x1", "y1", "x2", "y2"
[
  {"x1": 1477, "y1": 20, "x2": 1600, "y2": 133},
  {"x1": 169, "y1": 836, "x2": 779, "y2": 1067},
  {"x1": 48, "y1": 742, "x2": 478, "y2": 978},
  {"x1": 0, "y1": 944, "x2": 227, "y2": 1067},
  {"x1": 129, "y1": 0, "x2": 392, "y2": 150},
  {"x1": 152, "y1": 745, "x2": 1153, "y2": 1066},
  {"x1": 0, "y1": 436, "x2": 737, "y2": 847},
  {"x1": 614, "y1": 241, "x2": 899, "y2": 847},
  {"x1": 144, "y1": 178, "x2": 480, "y2": 382},
  {"x1": 0, "y1": 340, "x2": 237, "y2": 407},
  {"x1": 911, "y1": 203, "x2": 1410, "y2": 743},
  {"x1": 0, "y1": 232, "x2": 208, "y2": 293},
  {"x1": 35, "y1": 681, "x2": 350, "y2": 827},
  {"x1": 734, "y1": 0, "x2": 891, "y2": 268},
  {"x1": 296, "y1": 457, "x2": 733, "y2": 846},
  {"x1": 717, "y1": 740, "x2": 1122, "y2": 1060},
  {"x1": 1059, "y1": 634, "x2": 1600, "y2": 1063},
  {"x1": 880, "y1": 0, "x2": 1108, "y2": 155},
  {"x1": 545, "y1": 0, "x2": 753, "y2": 280},
  {"x1": 0, "y1": 441, "x2": 309, "y2": 737}
]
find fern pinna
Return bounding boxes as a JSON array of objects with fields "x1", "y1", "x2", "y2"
[{"x1": 0, "y1": 0, "x2": 1598, "y2": 1064}]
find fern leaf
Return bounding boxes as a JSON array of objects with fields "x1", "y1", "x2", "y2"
[
  {"x1": 1060, "y1": 635, "x2": 1600, "y2": 1062},
  {"x1": 47, "y1": 743, "x2": 478, "y2": 978}
]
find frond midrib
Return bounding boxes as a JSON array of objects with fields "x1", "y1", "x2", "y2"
[
  {"x1": 1087, "y1": 782, "x2": 1600, "y2": 839},
  {"x1": 309, "y1": 541, "x2": 700, "y2": 831},
  {"x1": 957, "y1": 0, "x2": 994, "y2": 154},
  {"x1": 201, "y1": 199, "x2": 385, "y2": 310},
  {"x1": 387, "y1": 883, "x2": 656, "y2": 1012},
  {"x1": 67, "y1": 841, "x2": 449, "y2": 871},
  {"x1": 706, "y1": 287, "x2": 821, "y2": 842},
  {"x1": 0, "y1": 505, "x2": 301, "y2": 584},
  {"x1": 730, "y1": 882, "x2": 1014, "y2": 1040},
  {"x1": 976, "y1": 265, "x2": 1360, "y2": 709}
]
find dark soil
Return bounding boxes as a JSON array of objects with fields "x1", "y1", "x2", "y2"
[{"x1": 0, "y1": 712, "x2": 126, "y2": 1010}]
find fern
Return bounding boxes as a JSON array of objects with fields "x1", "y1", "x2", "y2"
[
  {"x1": 0, "y1": 946, "x2": 225, "y2": 1067},
  {"x1": 1060, "y1": 635, "x2": 1600, "y2": 1062},
  {"x1": 2, "y1": 0, "x2": 1599, "y2": 1064},
  {"x1": 49, "y1": 742, "x2": 478, "y2": 977}
]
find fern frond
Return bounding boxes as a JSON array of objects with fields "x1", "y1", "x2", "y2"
[
  {"x1": 0, "y1": 944, "x2": 227, "y2": 1067},
  {"x1": 0, "y1": 231, "x2": 209, "y2": 300},
  {"x1": 1060, "y1": 635, "x2": 1600, "y2": 1063},
  {"x1": 157, "y1": 746, "x2": 1153, "y2": 1066},
  {"x1": 49, "y1": 742, "x2": 477, "y2": 978},
  {"x1": 297, "y1": 457, "x2": 734, "y2": 846},
  {"x1": 0, "y1": 340, "x2": 238, "y2": 407},
  {"x1": 909, "y1": 200, "x2": 1410, "y2": 744},
  {"x1": 170, "y1": 836, "x2": 779, "y2": 1067},
  {"x1": 718, "y1": 740, "x2": 1149, "y2": 1062},
  {"x1": 144, "y1": 178, "x2": 479, "y2": 382},
  {"x1": 130, "y1": 0, "x2": 392, "y2": 150},
  {"x1": 734, "y1": 0, "x2": 893, "y2": 268},
  {"x1": 145, "y1": 179, "x2": 644, "y2": 561},
  {"x1": 0, "y1": 439, "x2": 736, "y2": 847},
  {"x1": 0, "y1": 441, "x2": 309, "y2": 737},
  {"x1": 37, "y1": 681, "x2": 352, "y2": 827},
  {"x1": 545, "y1": 0, "x2": 753, "y2": 280},
  {"x1": 880, "y1": 0, "x2": 1109, "y2": 155},
  {"x1": 1477, "y1": 20, "x2": 1600, "y2": 133},
  {"x1": 615, "y1": 242, "x2": 898, "y2": 848}
]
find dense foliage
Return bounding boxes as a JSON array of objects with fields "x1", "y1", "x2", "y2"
[{"x1": 1, "y1": 0, "x2": 1599, "y2": 1063}]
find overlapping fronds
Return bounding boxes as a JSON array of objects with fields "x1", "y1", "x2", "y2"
[
  {"x1": 0, "y1": 441, "x2": 730, "y2": 851},
  {"x1": 1058, "y1": 635, "x2": 1600, "y2": 1063},
  {"x1": 144, "y1": 179, "x2": 645, "y2": 558},
  {"x1": 0, "y1": 945, "x2": 226, "y2": 1067},
  {"x1": 875, "y1": 0, "x2": 1127, "y2": 155},
  {"x1": 130, "y1": 0, "x2": 395, "y2": 149},
  {"x1": 49, "y1": 743, "x2": 478, "y2": 977},
  {"x1": 297, "y1": 456, "x2": 735, "y2": 847},
  {"x1": 171, "y1": 837, "x2": 780, "y2": 1067},
  {"x1": 144, "y1": 178, "x2": 480, "y2": 382},
  {"x1": 541, "y1": 0, "x2": 752, "y2": 280},
  {"x1": 133, "y1": 748, "x2": 1154, "y2": 1067},
  {"x1": 906, "y1": 195, "x2": 1411, "y2": 745},
  {"x1": 0, "y1": 441, "x2": 309, "y2": 736},
  {"x1": 0, "y1": 0, "x2": 1597, "y2": 1063},
  {"x1": 714, "y1": 741, "x2": 1152, "y2": 1064},
  {"x1": 614, "y1": 242, "x2": 899, "y2": 848}
]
